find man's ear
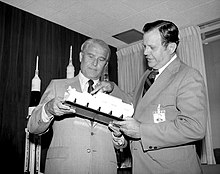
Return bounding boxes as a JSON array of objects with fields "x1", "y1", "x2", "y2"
[
  {"x1": 101, "y1": 62, "x2": 108, "y2": 75},
  {"x1": 79, "y1": 52, "x2": 83, "y2": 62},
  {"x1": 104, "y1": 62, "x2": 108, "y2": 68},
  {"x1": 167, "y1": 43, "x2": 177, "y2": 54}
]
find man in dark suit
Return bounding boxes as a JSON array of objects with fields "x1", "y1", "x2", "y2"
[
  {"x1": 110, "y1": 20, "x2": 207, "y2": 174},
  {"x1": 27, "y1": 38, "x2": 130, "y2": 174}
]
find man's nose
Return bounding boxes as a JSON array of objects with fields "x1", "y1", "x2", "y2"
[
  {"x1": 92, "y1": 58, "x2": 98, "y2": 66},
  {"x1": 144, "y1": 47, "x2": 150, "y2": 55}
]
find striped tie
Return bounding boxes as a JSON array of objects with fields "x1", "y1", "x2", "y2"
[{"x1": 142, "y1": 69, "x2": 159, "y2": 96}]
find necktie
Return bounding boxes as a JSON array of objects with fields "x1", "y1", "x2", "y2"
[
  {"x1": 87, "y1": 79, "x2": 95, "y2": 126},
  {"x1": 142, "y1": 69, "x2": 159, "y2": 96},
  {"x1": 148, "y1": 69, "x2": 159, "y2": 84},
  {"x1": 87, "y1": 79, "x2": 94, "y2": 93}
]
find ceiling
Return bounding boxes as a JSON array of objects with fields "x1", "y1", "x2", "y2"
[{"x1": 1, "y1": 0, "x2": 220, "y2": 48}]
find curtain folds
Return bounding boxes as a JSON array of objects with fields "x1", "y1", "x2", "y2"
[
  {"x1": 117, "y1": 42, "x2": 145, "y2": 95},
  {"x1": 117, "y1": 25, "x2": 215, "y2": 165},
  {"x1": 0, "y1": 2, "x2": 119, "y2": 173},
  {"x1": 178, "y1": 25, "x2": 215, "y2": 164}
]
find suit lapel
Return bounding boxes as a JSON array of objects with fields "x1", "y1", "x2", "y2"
[
  {"x1": 133, "y1": 69, "x2": 151, "y2": 108},
  {"x1": 64, "y1": 75, "x2": 82, "y2": 92},
  {"x1": 143, "y1": 68, "x2": 172, "y2": 105},
  {"x1": 136, "y1": 58, "x2": 181, "y2": 113}
]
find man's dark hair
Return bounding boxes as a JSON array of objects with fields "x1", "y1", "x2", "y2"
[{"x1": 143, "y1": 20, "x2": 179, "y2": 48}]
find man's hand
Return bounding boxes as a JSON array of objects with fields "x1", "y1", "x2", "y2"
[
  {"x1": 90, "y1": 81, "x2": 114, "y2": 95},
  {"x1": 108, "y1": 122, "x2": 122, "y2": 137},
  {"x1": 113, "y1": 118, "x2": 141, "y2": 139},
  {"x1": 45, "y1": 97, "x2": 75, "y2": 116}
]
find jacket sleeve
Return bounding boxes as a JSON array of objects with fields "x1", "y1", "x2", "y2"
[
  {"x1": 27, "y1": 80, "x2": 56, "y2": 134},
  {"x1": 110, "y1": 83, "x2": 132, "y2": 104}
]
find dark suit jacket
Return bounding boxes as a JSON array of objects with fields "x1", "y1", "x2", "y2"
[
  {"x1": 27, "y1": 74, "x2": 131, "y2": 174},
  {"x1": 131, "y1": 57, "x2": 207, "y2": 174}
]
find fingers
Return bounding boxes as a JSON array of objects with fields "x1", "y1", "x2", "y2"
[
  {"x1": 108, "y1": 122, "x2": 120, "y2": 131},
  {"x1": 69, "y1": 108, "x2": 76, "y2": 113},
  {"x1": 90, "y1": 81, "x2": 114, "y2": 95},
  {"x1": 112, "y1": 120, "x2": 126, "y2": 126},
  {"x1": 58, "y1": 102, "x2": 76, "y2": 114},
  {"x1": 90, "y1": 85, "x2": 103, "y2": 95},
  {"x1": 46, "y1": 98, "x2": 76, "y2": 116},
  {"x1": 58, "y1": 102, "x2": 71, "y2": 110},
  {"x1": 108, "y1": 122, "x2": 122, "y2": 137},
  {"x1": 102, "y1": 81, "x2": 114, "y2": 93},
  {"x1": 112, "y1": 118, "x2": 134, "y2": 131}
]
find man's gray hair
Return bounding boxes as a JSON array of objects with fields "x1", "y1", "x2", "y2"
[{"x1": 81, "y1": 38, "x2": 111, "y2": 60}]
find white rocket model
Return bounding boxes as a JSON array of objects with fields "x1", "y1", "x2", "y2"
[{"x1": 66, "y1": 45, "x2": 75, "y2": 79}]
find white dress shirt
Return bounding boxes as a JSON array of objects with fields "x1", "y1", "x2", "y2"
[{"x1": 155, "y1": 54, "x2": 177, "y2": 80}]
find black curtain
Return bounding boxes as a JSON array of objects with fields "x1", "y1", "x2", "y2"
[{"x1": 0, "y1": 2, "x2": 118, "y2": 173}]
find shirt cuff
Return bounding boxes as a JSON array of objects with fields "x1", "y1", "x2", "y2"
[
  {"x1": 112, "y1": 133, "x2": 126, "y2": 147},
  {"x1": 42, "y1": 103, "x2": 54, "y2": 123}
]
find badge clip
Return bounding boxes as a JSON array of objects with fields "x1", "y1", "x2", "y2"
[{"x1": 153, "y1": 104, "x2": 166, "y2": 123}]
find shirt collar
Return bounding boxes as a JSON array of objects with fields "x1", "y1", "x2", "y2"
[
  {"x1": 78, "y1": 71, "x2": 99, "y2": 92},
  {"x1": 154, "y1": 54, "x2": 176, "y2": 81},
  {"x1": 158, "y1": 54, "x2": 177, "y2": 75}
]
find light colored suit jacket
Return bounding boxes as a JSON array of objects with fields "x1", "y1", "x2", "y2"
[
  {"x1": 131, "y1": 57, "x2": 207, "y2": 174},
  {"x1": 27, "y1": 74, "x2": 130, "y2": 174}
]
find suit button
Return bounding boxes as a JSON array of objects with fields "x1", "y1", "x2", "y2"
[
  {"x1": 87, "y1": 149, "x2": 91, "y2": 153},
  {"x1": 91, "y1": 132, "x2": 94, "y2": 136},
  {"x1": 149, "y1": 146, "x2": 152, "y2": 149},
  {"x1": 154, "y1": 146, "x2": 157, "y2": 149}
]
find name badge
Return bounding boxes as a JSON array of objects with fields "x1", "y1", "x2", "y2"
[{"x1": 153, "y1": 104, "x2": 166, "y2": 123}]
